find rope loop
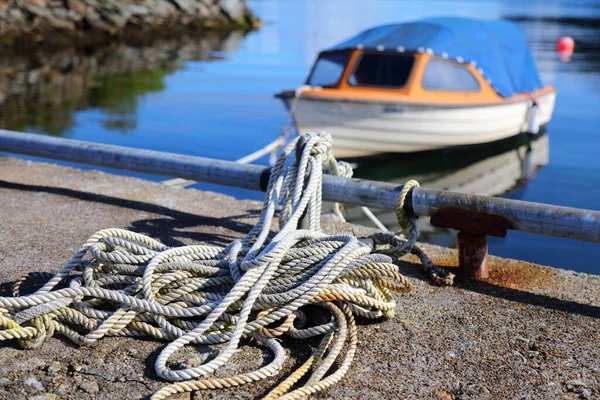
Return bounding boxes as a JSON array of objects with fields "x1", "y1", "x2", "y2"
[
  {"x1": 0, "y1": 132, "x2": 451, "y2": 399},
  {"x1": 395, "y1": 179, "x2": 420, "y2": 233}
]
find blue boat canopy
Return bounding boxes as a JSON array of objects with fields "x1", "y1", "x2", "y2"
[{"x1": 325, "y1": 17, "x2": 543, "y2": 98}]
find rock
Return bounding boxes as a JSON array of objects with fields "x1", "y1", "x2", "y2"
[
  {"x1": 23, "y1": 377, "x2": 44, "y2": 392},
  {"x1": 7, "y1": 8, "x2": 27, "y2": 24},
  {"x1": 47, "y1": 15, "x2": 76, "y2": 30},
  {"x1": 167, "y1": 393, "x2": 193, "y2": 400},
  {"x1": 21, "y1": 0, "x2": 51, "y2": 17},
  {"x1": 85, "y1": 368, "x2": 105, "y2": 376},
  {"x1": 30, "y1": 394, "x2": 58, "y2": 400},
  {"x1": 54, "y1": 383, "x2": 71, "y2": 395},
  {"x1": 78, "y1": 380, "x2": 100, "y2": 394},
  {"x1": 220, "y1": 0, "x2": 245, "y2": 20},
  {"x1": 83, "y1": 9, "x2": 113, "y2": 32},
  {"x1": 71, "y1": 364, "x2": 84, "y2": 372},
  {"x1": 27, "y1": 69, "x2": 41, "y2": 85},
  {"x1": 126, "y1": 348, "x2": 138, "y2": 357},
  {"x1": 566, "y1": 379, "x2": 586, "y2": 388},
  {"x1": 127, "y1": 5, "x2": 151, "y2": 16},
  {"x1": 46, "y1": 361, "x2": 63, "y2": 376},
  {"x1": 168, "y1": 0, "x2": 195, "y2": 14},
  {"x1": 0, "y1": 378, "x2": 10, "y2": 386},
  {"x1": 51, "y1": 8, "x2": 78, "y2": 26},
  {"x1": 98, "y1": 5, "x2": 130, "y2": 28},
  {"x1": 148, "y1": 0, "x2": 177, "y2": 18},
  {"x1": 566, "y1": 379, "x2": 586, "y2": 392},
  {"x1": 67, "y1": 0, "x2": 86, "y2": 15}
]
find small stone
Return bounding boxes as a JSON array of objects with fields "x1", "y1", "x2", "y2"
[
  {"x1": 126, "y1": 348, "x2": 138, "y2": 357},
  {"x1": 169, "y1": 0, "x2": 195, "y2": 14},
  {"x1": 566, "y1": 378, "x2": 586, "y2": 391},
  {"x1": 78, "y1": 380, "x2": 99, "y2": 394},
  {"x1": 67, "y1": 0, "x2": 86, "y2": 15},
  {"x1": 85, "y1": 368, "x2": 104, "y2": 376},
  {"x1": 72, "y1": 364, "x2": 83, "y2": 372},
  {"x1": 46, "y1": 361, "x2": 63, "y2": 376},
  {"x1": 127, "y1": 4, "x2": 150, "y2": 16},
  {"x1": 24, "y1": 377, "x2": 44, "y2": 392},
  {"x1": 171, "y1": 360, "x2": 188, "y2": 369},
  {"x1": 27, "y1": 69, "x2": 41, "y2": 85},
  {"x1": 165, "y1": 393, "x2": 193, "y2": 400},
  {"x1": 30, "y1": 394, "x2": 58, "y2": 400},
  {"x1": 528, "y1": 351, "x2": 539, "y2": 358},
  {"x1": 220, "y1": 0, "x2": 245, "y2": 20},
  {"x1": 579, "y1": 388, "x2": 592, "y2": 399},
  {"x1": 0, "y1": 378, "x2": 10, "y2": 386},
  {"x1": 185, "y1": 356, "x2": 205, "y2": 368},
  {"x1": 445, "y1": 351, "x2": 457, "y2": 359},
  {"x1": 54, "y1": 383, "x2": 71, "y2": 395}
]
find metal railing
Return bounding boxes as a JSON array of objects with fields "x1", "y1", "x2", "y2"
[{"x1": 1, "y1": 129, "x2": 598, "y2": 277}]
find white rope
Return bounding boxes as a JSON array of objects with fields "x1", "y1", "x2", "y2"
[
  {"x1": 361, "y1": 206, "x2": 389, "y2": 231},
  {"x1": 0, "y1": 132, "x2": 453, "y2": 399}
]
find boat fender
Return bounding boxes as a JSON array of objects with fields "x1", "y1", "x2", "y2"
[{"x1": 527, "y1": 100, "x2": 540, "y2": 135}]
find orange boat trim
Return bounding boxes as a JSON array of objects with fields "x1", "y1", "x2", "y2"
[{"x1": 286, "y1": 51, "x2": 555, "y2": 107}]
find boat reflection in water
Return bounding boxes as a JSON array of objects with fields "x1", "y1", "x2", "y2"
[{"x1": 343, "y1": 132, "x2": 549, "y2": 247}]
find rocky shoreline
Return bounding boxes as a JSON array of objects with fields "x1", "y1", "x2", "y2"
[
  {"x1": 0, "y1": 0, "x2": 260, "y2": 49},
  {"x1": 0, "y1": 30, "x2": 244, "y2": 134}
]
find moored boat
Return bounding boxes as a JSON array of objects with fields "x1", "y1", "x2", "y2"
[{"x1": 277, "y1": 17, "x2": 556, "y2": 158}]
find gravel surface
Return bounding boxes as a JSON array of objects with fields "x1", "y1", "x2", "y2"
[{"x1": 0, "y1": 158, "x2": 598, "y2": 400}]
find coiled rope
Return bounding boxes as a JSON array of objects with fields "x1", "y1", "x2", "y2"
[{"x1": 0, "y1": 132, "x2": 454, "y2": 399}]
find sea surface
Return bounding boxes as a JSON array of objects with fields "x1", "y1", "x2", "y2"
[{"x1": 1, "y1": 0, "x2": 599, "y2": 274}]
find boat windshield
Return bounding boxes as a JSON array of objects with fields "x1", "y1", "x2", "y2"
[
  {"x1": 422, "y1": 59, "x2": 480, "y2": 92},
  {"x1": 307, "y1": 52, "x2": 350, "y2": 87},
  {"x1": 349, "y1": 53, "x2": 414, "y2": 88}
]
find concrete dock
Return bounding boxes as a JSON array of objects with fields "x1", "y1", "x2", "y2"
[{"x1": 0, "y1": 157, "x2": 598, "y2": 400}]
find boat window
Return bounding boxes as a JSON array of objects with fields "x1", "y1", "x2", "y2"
[
  {"x1": 349, "y1": 53, "x2": 415, "y2": 88},
  {"x1": 422, "y1": 59, "x2": 480, "y2": 92},
  {"x1": 307, "y1": 52, "x2": 350, "y2": 87}
]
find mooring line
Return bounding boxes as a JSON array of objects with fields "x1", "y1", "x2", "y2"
[{"x1": 0, "y1": 132, "x2": 453, "y2": 399}]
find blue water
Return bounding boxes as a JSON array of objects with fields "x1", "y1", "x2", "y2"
[{"x1": 2, "y1": 0, "x2": 600, "y2": 274}]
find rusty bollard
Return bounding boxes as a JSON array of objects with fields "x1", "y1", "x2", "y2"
[
  {"x1": 456, "y1": 231, "x2": 489, "y2": 279},
  {"x1": 430, "y1": 207, "x2": 511, "y2": 280}
]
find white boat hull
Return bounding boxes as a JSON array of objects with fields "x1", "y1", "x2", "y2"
[{"x1": 283, "y1": 91, "x2": 556, "y2": 158}]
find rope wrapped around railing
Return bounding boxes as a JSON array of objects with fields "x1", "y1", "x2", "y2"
[{"x1": 0, "y1": 132, "x2": 453, "y2": 399}]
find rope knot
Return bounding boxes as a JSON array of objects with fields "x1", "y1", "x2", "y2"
[
  {"x1": 304, "y1": 132, "x2": 333, "y2": 155},
  {"x1": 335, "y1": 161, "x2": 354, "y2": 179},
  {"x1": 19, "y1": 314, "x2": 54, "y2": 349}
]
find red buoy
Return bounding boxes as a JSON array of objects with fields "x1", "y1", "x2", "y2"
[{"x1": 556, "y1": 36, "x2": 574, "y2": 54}]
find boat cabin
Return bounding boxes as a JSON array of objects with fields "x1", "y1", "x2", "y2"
[{"x1": 304, "y1": 49, "x2": 501, "y2": 104}]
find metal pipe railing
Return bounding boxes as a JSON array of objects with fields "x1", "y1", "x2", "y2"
[{"x1": 1, "y1": 129, "x2": 600, "y2": 244}]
